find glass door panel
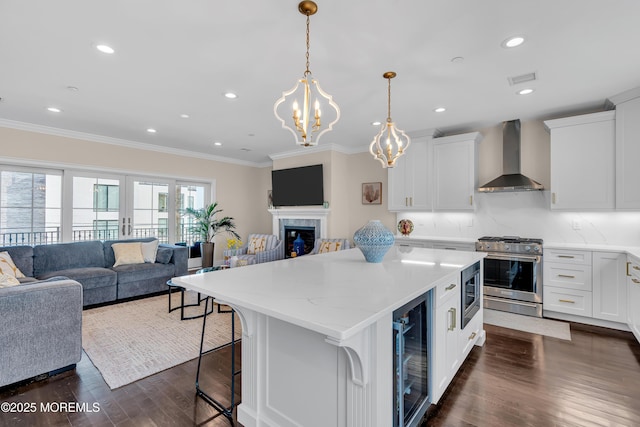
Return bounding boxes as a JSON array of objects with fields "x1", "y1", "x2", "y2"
[
  {"x1": 71, "y1": 175, "x2": 124, "y2": 241},
  {"x1": 128, "y1": 178, "x2": 171, "y2": 243}
]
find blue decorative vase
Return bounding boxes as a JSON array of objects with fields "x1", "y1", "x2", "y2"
[
  {"x1": 293, "y1": 234, "x2": 305, "y2": 256},
  {"x1": 353, "y1": 220, "x2": 395, "y2": 263}
]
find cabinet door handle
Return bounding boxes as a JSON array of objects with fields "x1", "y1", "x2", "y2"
[
  {"x1": 558, "y1": 255, "x2": 575, "y2": 259},
  {"x1": 634, "y1": 265, "x2": 640, "y2": 271},
  {"x1": 122, "y1": 218, "x2": 126, "y2": 235},
  {"x1": 627, "y1": 262, "x2": 632, "y2": 276},
  {"x1": 409, "y1": 196, "x2": 413, "y2": 206},
  {"x1": 633, "y1": 278, "x2": 640, "y2": 284},
  {"x1": 405, "y1": 197, "x2": 409, "y2": 206},
  {"x1": 445, "y1": 284, "x2": 457, "y2": 291},
  {"x1": 448, "y1": 308, "x2": 457, "y2": 331},
  {"x1": 552, "y1": 192, "x2": 557, "y2": 204},
  {"x1": 559, "y1": 299, "x2": 575, "y2": 304},
  {"x1": 558, "y1": 274, "x2": 576, "y2": 279},
  {"x1": 469, "y1": 195, "x2": 473, "y2": 206},
  {"x1": 468, "y1": 332, "x2": 477, "y2": 341}
]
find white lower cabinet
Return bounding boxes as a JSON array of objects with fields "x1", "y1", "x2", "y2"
[
  {"x1": 592, "y1": 252, "x2": 627, "y2": 323},
  {"x1": 626, "y1": 255, "x2": 640, "y2": 342},
  {"x1": 459, "y1": 310, "x2": 482, "y2": 360},
  {"x1": 544, "y1": 248, "x2": 629, "y2": 327},
  {"x1": 432, "y1": 275, "x2": 460, "y2": 404}
]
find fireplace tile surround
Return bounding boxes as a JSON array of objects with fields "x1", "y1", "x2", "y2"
[{"x1": 268, "y1": 208, "x2": 329, "y2": 244}]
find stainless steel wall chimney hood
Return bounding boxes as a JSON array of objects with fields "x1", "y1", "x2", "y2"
[{"x1": 478, "y1": 120, "x2": 544, "y2": 192}]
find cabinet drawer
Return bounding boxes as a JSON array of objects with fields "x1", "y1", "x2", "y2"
[
  {"x1": 434, "y1": 274, "x2": 460, "y2": 308},
  {"x1": 544, "y1": 249, "x2": 592, "y2": 265},
  {"x1": 459, "y1": 312, "x2": 482, "y2": 360},
  {"x1": 544, "y1": 263, "x2": 592, "y2": 291},
  {"x1": 544, "y1": 286, "x2": 593, "y2": 317}
]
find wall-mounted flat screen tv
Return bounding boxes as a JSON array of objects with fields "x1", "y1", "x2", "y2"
[{"x1": 271, "y1": 164, "x2": 324, "y2": 207}]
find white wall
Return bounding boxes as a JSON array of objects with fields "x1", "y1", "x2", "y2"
[{"x1": 397, "y1": 191, "x2": 640, "y2": 246}]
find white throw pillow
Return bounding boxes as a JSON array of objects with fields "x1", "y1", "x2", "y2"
[
  {"x1": 0, "y1": 273, "x2": 20, "y2": 288},
  {"x1": 318, "y1": 241, "x2": 342, "y2": 254},
  {"x1": 0, "y1": 251, "x2": 25, "y2": 278},
  {"x1": 141, "y1": 240, "x2": 159, "y2": 263},
  {"x1": 112, "y1": 242, "x2": 145, "y2": 267}
]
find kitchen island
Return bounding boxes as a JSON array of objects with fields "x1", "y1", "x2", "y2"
[{"x1": 172, "y1": 246, "x2": 486, "y2": 427}]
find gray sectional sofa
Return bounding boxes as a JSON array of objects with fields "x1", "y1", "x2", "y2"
[
  {"x1": 1, "y1": 238, "x2": 188, "y2": 306},
  {"x1": 0, "y1": 238, "x2": 188, "y2": 388},
  {"x1": 0, "y1": 277, "x2": 83, "y2": 388}
]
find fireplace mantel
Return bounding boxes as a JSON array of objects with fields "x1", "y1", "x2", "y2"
[{"x1": 269, "y1": 208, "x2": 329, "y2": 239}]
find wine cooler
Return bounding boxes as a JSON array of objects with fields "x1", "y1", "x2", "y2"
[{"x1": 392, "y1": 291, "x2": 432, "y2": 427}]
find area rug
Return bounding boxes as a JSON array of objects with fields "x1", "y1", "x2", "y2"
[
  {"x1": 82, "y1": 293, "x2": 241, "y2": 389},
  {"x1": 483, "y1": 308, "x2": 571, "y2": 341}
]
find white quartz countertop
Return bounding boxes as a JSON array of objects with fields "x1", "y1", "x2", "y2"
[
  {"x1": 172, "y1": 247, "x2": 485, "y2": 342},
  {"x1": 544, "y1": 242, "x2": 640, "y2": 258}
]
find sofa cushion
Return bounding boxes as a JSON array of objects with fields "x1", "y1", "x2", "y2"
[
  {"x1": 141, "y1": 240, "x2": 159, "y2": 263},
  {"x1": 37, "y1": 267, "x2": 117, "y2": 291},
  {"x1": 113, "y1": 262, "x2": 175, "y2": 284},
  {"x1": 0, "y1": 251, "x2": 26, "y2": 278},
  {"x1": 155, "y1": 246, "x2": 172, "y2": 264},
  {"x1": 103, "y1": 238, "x2": 156, "y2": 267},
  {"x1": 34, "y1": 241, "x2": 106, "y2": 277},
  {"x1": 112, "y1": 242, "x2": 145, "y2": 267}
]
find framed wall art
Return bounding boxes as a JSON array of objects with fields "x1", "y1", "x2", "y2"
[{"x1": 362, "y1": 182, "x2": 382, "y2": 205}]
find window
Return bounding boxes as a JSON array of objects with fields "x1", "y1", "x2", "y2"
[
  {"x1": 0, "y1": 168, "x2": 62, "y2": 246},
  {"x1": 93, "y1": 184, "x2": 119, "y2": 212}
]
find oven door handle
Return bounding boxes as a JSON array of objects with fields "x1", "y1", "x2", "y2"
[{"x1": 484, "y1": 253, "x2": 541, "y2": 262}]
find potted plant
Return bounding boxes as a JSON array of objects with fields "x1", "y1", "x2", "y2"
[{"x1": 186, "y1": 202, "x2": 240, "y2": 268}]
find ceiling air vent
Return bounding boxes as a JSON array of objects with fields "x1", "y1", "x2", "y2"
[{"x1": 508, "y1": 72, "x2": 537, "y2": 86}]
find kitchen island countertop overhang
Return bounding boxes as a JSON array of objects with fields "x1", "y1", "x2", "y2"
[{"x1": 171, "y1": 247, "x2": 486, "y2": 342}]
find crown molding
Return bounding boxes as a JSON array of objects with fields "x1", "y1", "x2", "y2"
[
  {"x1": 0, "y1": 119, "x2": 264, "y2": 168},
  {"x1": 268, "y1": 142, "x2": 357, "y2": 161}
]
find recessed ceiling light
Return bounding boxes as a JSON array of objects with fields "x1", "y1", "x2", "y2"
[
  {"x1": 213, "y1": 141, "x2": 222, "y2": 146},
  {"x1": 180, "y1": 114, "x2": 190, "y2": 119},
  {"x1": 146, "y1": 128, "x2": 157, "y2": 133},
  {"x1": 371, "y1": 121, "x2": 382, "y2": 126},
  {"x1": 518, "y1": 88, "x2": 534, "y2": 95},
  {"x1": 434, "y1": 107, "x2": 446, "y2": 113},
  {"x1": 66, "y1": 86, "x2": 79, "y2": 92},
  {"x1": 96, "y1": 44, "x2": 115, "y2": 54},
  {"x1": 224, "y1": 92, "x2": 237, "y2": 99},
  {"x1": 502, "y1": 36, "x2": 525, "y2": 48},
  {"x1": 47, "y1": 107, "x2": 62, "y2": 113}
]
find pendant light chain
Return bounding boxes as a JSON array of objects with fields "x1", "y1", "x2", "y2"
[
  {"x1": 305, "y1": 13, "x2": 311, "y2": 76},
  {"x1": 387, "y1": 76, "x2": 392, "y2": 123}
]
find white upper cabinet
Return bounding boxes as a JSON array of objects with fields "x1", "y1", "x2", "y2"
[
  {"x1": 432, "y1": 132, "x2": 482, "y2": 211},
  {"x1": 612, "y1": 89, "x2": 640, "y2": 209},
  {"x1": 388, "y1": 136, "x2": 432, "y2": 211},
  {"x1": 545, "y1": 111, "x2": 616, "y2": 210}
]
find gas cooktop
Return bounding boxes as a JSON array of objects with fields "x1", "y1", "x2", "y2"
[{"x1": 478, "y1": 236, "x2": 543, "y2": 245}]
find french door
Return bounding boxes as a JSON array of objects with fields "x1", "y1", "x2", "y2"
[{"x1": 65, "y1": 172, "x2": 210, "y2": 244}]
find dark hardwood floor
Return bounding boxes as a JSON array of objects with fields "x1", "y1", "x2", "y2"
[{"x1": 1, "y1": 322, "x2": 639, "y2": 427}]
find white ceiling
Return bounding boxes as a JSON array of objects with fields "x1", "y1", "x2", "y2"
[{"x1": 1, "y1": 0, "x2": 639, "y2": 165}]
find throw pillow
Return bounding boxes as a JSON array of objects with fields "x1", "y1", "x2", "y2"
[
  {"x1": 318, "y1": 241, "x2": 342, "y2": 254},
  {"x1": 247, "y1": 236, "x2": 266, "y2": 255},
  {"x1": 112, "y1": 242, "x2": 145, "y2": 267},
  {"x1": 0, "y1": 251, "x2": 26, "y2": 278},
  {"x1": 0, "y1": 273, "x2": 20, "y2": 288},
  {"x1": 141, "y1": 240, "x2": 159, "y2": 263}
]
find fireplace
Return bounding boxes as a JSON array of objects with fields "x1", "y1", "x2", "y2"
[
  {"x1": 284, "y1": 226, "x2": 315, "y2": 258},
  {"x1": 269, "y1": 208, "x2": 329, "y2": 252}
]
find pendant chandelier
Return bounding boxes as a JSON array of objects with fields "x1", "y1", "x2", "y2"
[
  {"x1": 370, "y1": 71, "x2": 411, "y2": 168},
  {"x1": 274, "y1": 1, "x2": 340, "y2": 147}
]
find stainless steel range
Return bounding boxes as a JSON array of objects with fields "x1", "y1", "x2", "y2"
[{"x1": 476, "y1": 236, "x2": 543, "y2": 317}]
